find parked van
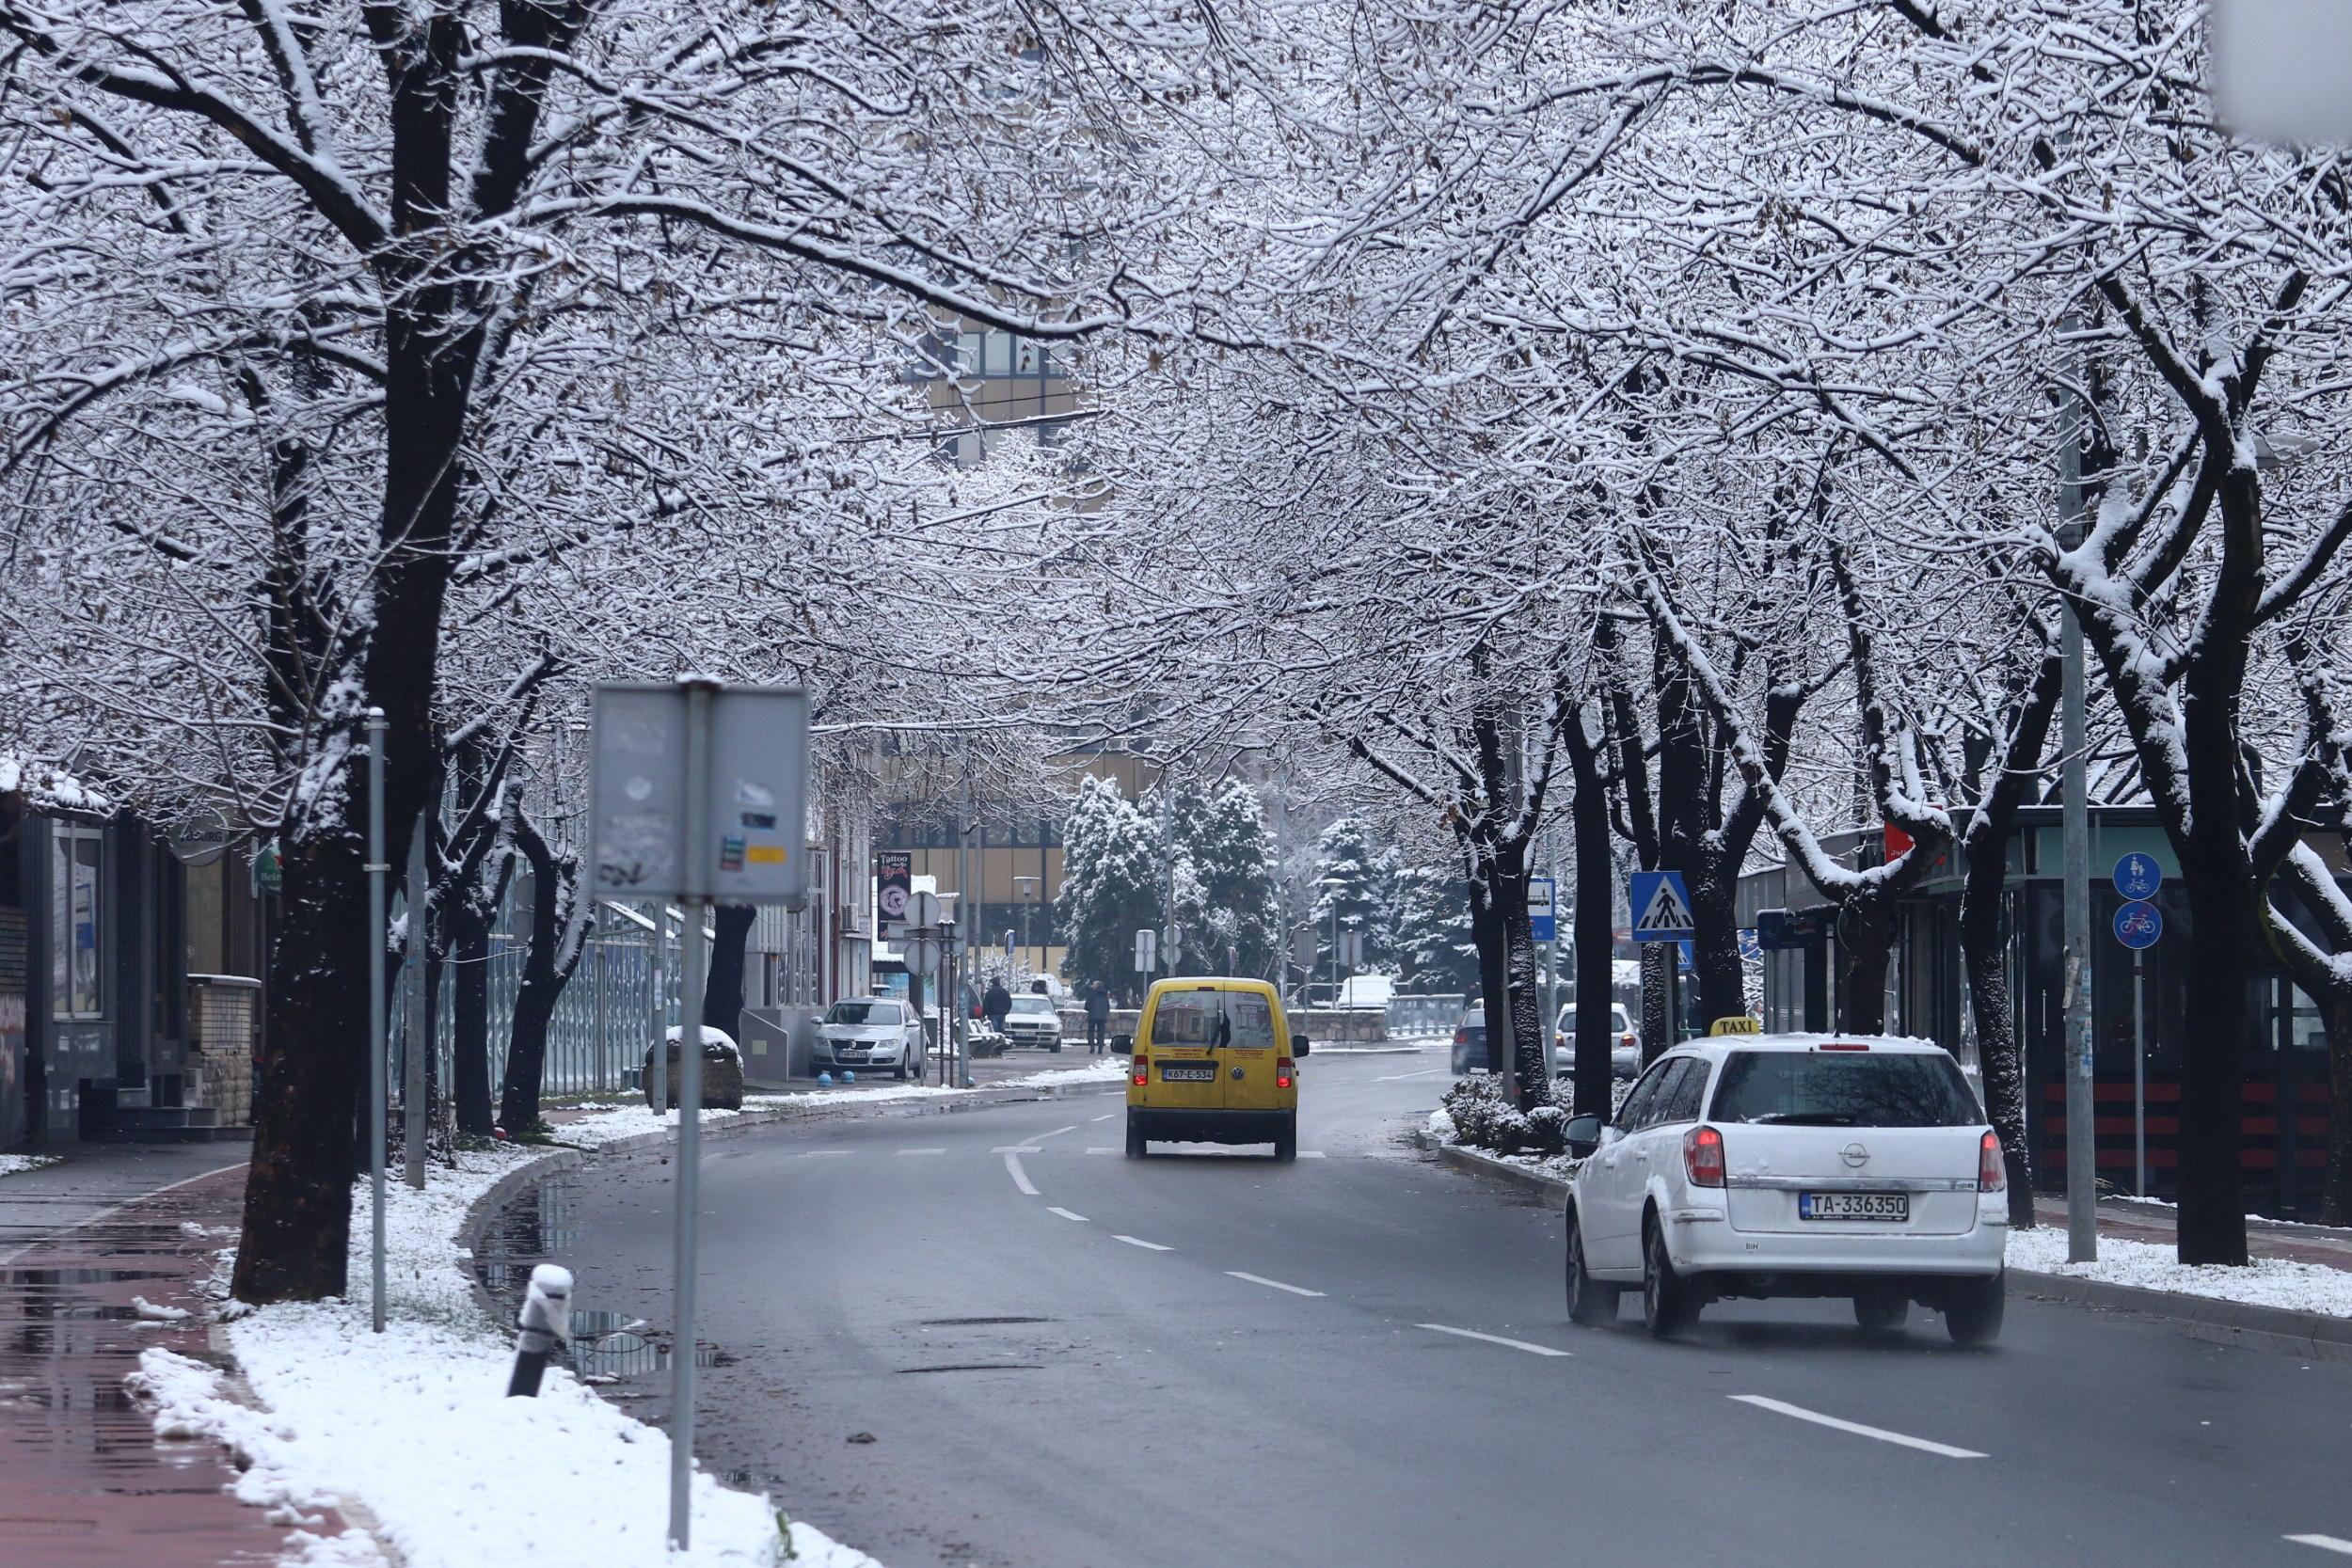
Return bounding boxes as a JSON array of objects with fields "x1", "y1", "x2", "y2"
[{"x1": 1116, "y1": 978, "x2": 1308, "y2": 1161}]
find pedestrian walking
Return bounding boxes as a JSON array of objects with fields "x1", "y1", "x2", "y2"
[
  {"x1": 1084, "y1": 979, "x2": 1112, "y2": 1053},
  {"x1": 984, "y1": 977, "x2": 1012, "y2": 1037}
]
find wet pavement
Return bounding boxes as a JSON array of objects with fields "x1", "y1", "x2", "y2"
[{"x1": 0, "y1": 1152, "x2": 338, "y2": 1566}]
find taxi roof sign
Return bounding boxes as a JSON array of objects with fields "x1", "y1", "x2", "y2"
[{"x1": 1708, "y1": 1015, "x2": 1763, "y2": 1037}]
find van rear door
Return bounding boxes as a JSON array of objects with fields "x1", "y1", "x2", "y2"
[
  {"x1": 1141, "y1": 987, "x2": 1227, "y2": 1114},
  {"x1": 1220, "y1": 989, "x2": 1286, "y2": 1111}
]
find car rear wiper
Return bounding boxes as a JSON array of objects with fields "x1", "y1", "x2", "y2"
[{"x1": 1748, "y1": 1112, "x2": 1858, "y2": 1126}]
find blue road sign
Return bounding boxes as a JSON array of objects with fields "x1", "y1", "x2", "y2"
[
  {"x1": 1528, "y1": 876, "x2": 1557, "y2": 943},
  {"x1": 1629, "y1": 870, "x2": 1695, "y2": 942},
  {"x1": 2112, "y1": 852, "x2": 2163, "y2": 902},
  {"x1": 1677, "y1": 939, "x2": 1695, "y2": 972},
  {"x1": 1737, "y1": 928, "x2": 1762, "y2": 962},
  {"x1": 2114, "y1": 900, "x2": 2163, "y2": 950}
]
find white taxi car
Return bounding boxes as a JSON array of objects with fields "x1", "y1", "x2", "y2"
[{"x1": 1561, "y1": 1034, "x2": 2007, "y2": 1344}]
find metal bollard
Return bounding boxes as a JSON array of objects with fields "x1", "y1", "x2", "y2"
[{"x1": 507, "y1": 1263, "x2": 574, "y2": 1397}]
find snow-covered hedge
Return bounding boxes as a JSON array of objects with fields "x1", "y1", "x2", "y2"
[{"x1": 1439, "y1": 1076, "x2": 1567, "y2": 1158}]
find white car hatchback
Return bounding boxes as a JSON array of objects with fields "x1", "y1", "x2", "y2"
[{"x1": 1561, "y1": 1034, "x2": 2007, "y2": 1345}]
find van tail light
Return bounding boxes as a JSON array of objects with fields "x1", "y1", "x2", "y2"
[
  {"x1": 1276, "y1": 1056, "x2": 1295, "y2": 1089},
  {"x1": 1683, "y1": 1125, "x2": 1725, "y2": 1188},
  {"x1": 1979, "y1": 1131, "x2": 2006, "y2": 1194},
  {"x1": 1134, "y1": 1055, "x2": 1149, "y2": 1087}
]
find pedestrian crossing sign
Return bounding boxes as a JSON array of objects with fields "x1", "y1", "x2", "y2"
[{"x1": 1629, "y1": 870, "x2": 1695, "y2": 942}]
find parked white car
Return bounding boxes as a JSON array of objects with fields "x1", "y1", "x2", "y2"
[
  {"x1": 1561, "y1": 1034, "x2": 2007, "y2": 1344},
  {"x1": 999, "y1": 993, "x2": 1064, "y2": 1052},
  {"x1": 1552, "y1": 1003, "x2": 1641, "y2": 1080},
  {"x1": 813, "y1": 998, "x2": 926, "y2": 1080}
]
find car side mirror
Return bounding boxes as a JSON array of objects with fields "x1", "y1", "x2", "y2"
[
  {"x1": 1111, "y1": 1034, "x2": 1133, "y2": 1055},
  {"x1": 1292, "y1": 1034, "x2": 1311, "y2": 1057},
  {"x1": 1565, "y1": 1114, "x2": 1605, "y2": 1160}
]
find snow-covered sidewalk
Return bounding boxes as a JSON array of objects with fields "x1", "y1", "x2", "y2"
[
  {"x1": 0, "y1": 1151, "x2": 60, "y2": 1178},
  {"x1": 135, "y1": 1106, "x2": 891, "y2": 1568}
]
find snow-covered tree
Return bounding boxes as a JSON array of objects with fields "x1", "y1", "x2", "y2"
[{"x1": 1055, "y1": 778, "x2": 1161, "y2": 1003}]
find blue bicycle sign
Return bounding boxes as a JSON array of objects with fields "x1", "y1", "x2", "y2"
[
  {"x1": 2112, "y1": 853, "x2": 2163, "y2": 902},
  {"x1": 2114, "y1": 899, "x2": 2163, "y2": 950}
]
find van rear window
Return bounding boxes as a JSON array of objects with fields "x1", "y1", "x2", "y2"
[
  {"x1": 1708, "y1": 1051, "x2": 1980, "y2": 1128},
  {"x1": 1150, "y1": 992, "x2": 1276, "y2": 1049}
]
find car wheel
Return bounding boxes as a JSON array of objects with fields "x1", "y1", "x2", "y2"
[
  {"x1": 1853, "y1": 1289, "x2": 1910, "y2": 1336},
  {"x1": 1944, "y1": 1272, "x2": 2005, "y2": 1347},
  {"x1": 1125, "y1": 1117, "x2": 1147, "y2": 1159},
  {"x1": 893, "y1": 1054, "x2": 908, "y2": 1081},
  {"x1": 1273, "y1": 1118, "x2": 1297, "y2": 1162},
  {"x1": 1565, "y1": 1208, "x2": 1618, "y2": 1325},
  {"x1": 1050, "y1": 1040, "x2": 1062, "y2": 1053},
  {"x1": 1641, "y1": 1214, "x2": 1697, "y2": 1338}
]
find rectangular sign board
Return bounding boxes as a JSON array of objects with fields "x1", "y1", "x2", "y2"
[
  {"x1": 589, "y1": 683, "x2": 809, "y2": 906},
  {"x1": 1528, "y1": 876, "x2": 1556, "y2": 943}
]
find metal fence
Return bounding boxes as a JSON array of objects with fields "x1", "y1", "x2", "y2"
[
  {"x1": 1386, "y1": 991, "x2": 1466, "y2": 1038},
  {"x1": 393, "y1": 908, "x2": 688, "y2": 1109}
]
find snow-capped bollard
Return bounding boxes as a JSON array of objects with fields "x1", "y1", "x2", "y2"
[{"x1": 506, "y1": 1263, "x2": 573, "y2": 1398}]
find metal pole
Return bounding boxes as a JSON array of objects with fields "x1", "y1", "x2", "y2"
[
  {"x1": 647, "y1": 904, "x2": 668, "y2": 1115},
  {"x1": 2134, "y1": 949, "x2": 2147, "y2": 1197},
  {"x1": 2060, "y1": 330, "x2": 2098, "y2": 1263},
  {"x1": 958, "y1": 778, "x2": 974, "y2": 1087},
  {"x1": 404, "y1": 804, "x2": 429, "y2": 1190},
  {"x1": 365, "y1": 709, "x2": 389, "y2": 1333},
  {"x1": 668, "y1": 680, "x2": 715, "y2": 1550}
]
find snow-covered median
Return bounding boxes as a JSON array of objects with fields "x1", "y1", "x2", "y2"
[
  {"x1": 139, "y1": 1115, "x2": 884, "y2": 1568},
  {"x1": 0, "y1": 1151, "x2": 60, "y2": 1178},
  {"x1": 2007, "y1": 1227, "x2": 2352, "y2": 1320}
]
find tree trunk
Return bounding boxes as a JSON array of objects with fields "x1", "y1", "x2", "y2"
[
  {"x1": 449, "y1": 898, "x2": 494, "y2": 1136},
  {"x1": 499, "y1": 809, "x2": 586, "y2": 1135},
  {"x1": 2175, "y1": 895, "x2": 2250, "y2": 1264},
  {"x1": 1960, "y1": 895, "x2": 2036, "y2": 1227},
  {"x1": 1566, "y1": 715, "x2": 1618, "y2": 1120},
  {"x1": 1639, "y1": 942, "x2": 1673, "y2": 1064},
  {"x1": 231, "y1": 826, "x2": 370, "y2": 1304},
  {"x1": 703, "y1": 905, "x2": 757, "y2": 1033},
  {"x1": 1688, "y1": 862, "x2": 1743, "y2": 1029},
  {"x1": 1494, "y1": 843, "x2": 1549, "y2": 1105},
  {"x1": 1838, "y1": 888, "x2": 1894, "y2": 1035},
  {"x1": 1468, "y1": 864, "x2": 1510, "y2": 1079}
]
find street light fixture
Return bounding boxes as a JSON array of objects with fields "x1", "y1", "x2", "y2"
[{"x1": 1013, "y1": 875, "x2": 1041, "y2": 984}]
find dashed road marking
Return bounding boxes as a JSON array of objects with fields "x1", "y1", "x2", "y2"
[
  {"x1": 1035, "y1": 1125, "x2": 1081, "y2": 1141},
  {"x1": 1004, "y1": 1152, "x2": 1040, "y2": 1197},
  {"x1": 1115, "y1": 1235, "x2": 1172, "y2": 1251},
  {"x1": 1417, "y1": 1323, "x2": 1570, "y2": 1357},
  {"x1": 894, "y1": 1148, "x2": 945, "y2": 1157},
  {"x1": 800, "y1": 1149, "x2": 851, "y2": 1158},
  {"x1": 1047, "y1": 1207, "x2": 1089, "y2": 1223},
  {"x1": 1087, "y1": 1147, "x2": 1119, "y2": 1154},
  {"x1": 2287, "y1": 1537, "x2": 2352, "y2": 1558},
  {"x1": 1226, "y1": 1271, "x2": 1324, "y2": 1298},
  {"x1": 1298, "y1": 1150, "x2": 1326, "y2": 1159},
  {"x1": 992, "y1": 1146, "x2": 1043, "y2": 1155},
  {"x1": 1375, "y1": 1068, "x2": 1447, "y2": 1081},
  {"x1": 1091, "y1": 1114, "x2": 1117, "y2": 1122},
  {"x1": 1729, "y1": 1396, "x2": 1985, "y2": 1459}
]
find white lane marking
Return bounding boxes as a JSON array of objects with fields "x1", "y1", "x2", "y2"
[
  {"x1": 1418, "y1": 1323, "x2": 1571, "y2": 1357},
  {"x1": 1375, "y1": 1068, "x2": 1446, "y2": 1081},
  {"x1": 1035, "y1": 1125, "x2": 1081, "y2": 1141},
  {"x1": 1226, "y1": 1271, "x2": 1325, "y2": 1298},
  {"x1": 1116, "y1": 1235, "x2": 1173, "y2": 1252},
  {"x1": 992, "y1": 1146, "x2": 1043, "y2": 1154},
  {"x1": 1047, "y1": 1207, "x2": 1089, "y2": 1223},
  {"x1": 2288, "y1": 1537, "x2": 2352, "y2": 1558},
  {"x1": 1299, "y1": 1150, "x2": 1326, "y2": 1159},
  {"x1": 1004, "y1": 1152, "x2": 1040, "y2": 1196},
  {"x1": 1092, "y1": 1114, "x2": 1117, "y2": 1122},
  {"x1": 1729, "y1": 1396, "x2": 1986, "y2": 1459},
  {"x1": 894, "y1": 1148, "x2": 946, "y2": 1157},
  {"x1": 1087, "y1": 1147, "x2": 1118, "y2": 1155},
  {"x1": 800, "y1": 1149, "x2": 851, "y2": 1158}
]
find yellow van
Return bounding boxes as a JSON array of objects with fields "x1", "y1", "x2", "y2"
[{"x1": 1115, "y1": 978, "x2": 1308, "y2": 1161}]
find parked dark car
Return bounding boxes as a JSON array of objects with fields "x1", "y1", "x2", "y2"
[{"x1": 1451, "y1": 1001, "x2": 1488, "y2": 1076}]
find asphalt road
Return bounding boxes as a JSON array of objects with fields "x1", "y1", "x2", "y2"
[{"x1": 527, "y1": 1047, "x2": 2352, "y2": 1568}]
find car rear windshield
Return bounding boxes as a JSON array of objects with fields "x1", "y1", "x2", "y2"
[
  {"x1": 1009, "y1": 996, "x2": 1054, "y2": 1014},
  {"x1": 1152, "y1": 991, "x2": 1276, "y2": 1049},
  {"x1": 825, "y1": 1001, "x2": 901, "y2": 1025},
  {"x1": 1708, "y1": 1050, "x2": 1980, "y2": 1128}
]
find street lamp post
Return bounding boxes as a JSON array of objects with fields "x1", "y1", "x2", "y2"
[{"x1": 1013, "y1": 875, "x2": 1041, "y2": 985}]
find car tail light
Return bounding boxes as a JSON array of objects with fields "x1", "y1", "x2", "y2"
[
  {"x1": 1133, "y1": 1055, "x2": 1149, "y2": 1087},
  {"x1": 1619, "y1": 1032, "x2": 1634, "y2": 1048},
  {"x1": 1276, "y1": 1056, "x2": 1295, "y2": 1089},
  {"x1": 1979, "y1": 1131, "x2": 2005, "y2": 1194},
  {"x1": 1453, "y1": 1028, "x2": 1469, "y2": 1046},
  {"x1": 1819, "y1": 1041, "x2": 1871, "y2": 1052},
  {"x1": 1683, "y1": 1125, "x2": 1725, "y2": 1187}
]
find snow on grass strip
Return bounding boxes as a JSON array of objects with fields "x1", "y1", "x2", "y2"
[
  {"x1": 2008, "y1": 1227, "x2": 2352, "y2": 1320},
  {"x1": 161, "y1": 1113, "x2": 886, "y2": 1567},
  {"x1": 0, "y1": 1152, "x2": 61, "y2": 1178}
]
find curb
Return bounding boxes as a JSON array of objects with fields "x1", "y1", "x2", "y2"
[{"x1": 1407, "y1": 1130, "x2": 2352, "y2": 1358}]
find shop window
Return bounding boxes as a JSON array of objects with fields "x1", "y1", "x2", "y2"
[{"x1": 52, "y1": 826, "x2": 103, "y2": 1019}]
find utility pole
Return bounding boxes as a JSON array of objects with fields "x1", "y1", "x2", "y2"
[
  {"x1": 1160, "y1": 775, "x2": 1176, "y2": 975},
  {"x1": 403, "y1": 804, "x2": 430, "y2": 1190},
  {"x1": 2060, "y1": 320, "x2": 2097, "y2": 1265},
  {"x1": 957, "y1": 776, "x2": 974, "y2": 1086},
  {"x1": 646, "y1": 904, "x2": 668, "y2": 1115},
  {"x1": 668, "y1": 681, "x2": 715, "y2": 1549},
  {"x1": 364, "y1": 709, "x2": 388, "y2": 1331}
]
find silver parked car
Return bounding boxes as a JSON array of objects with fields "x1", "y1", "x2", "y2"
[
  {"x1": 1554, "y1": 1003, "x2": 1642, "y2": 1080},
  {"x1": 813, "y1": 998, "x2": 926, "y2": 1080}
]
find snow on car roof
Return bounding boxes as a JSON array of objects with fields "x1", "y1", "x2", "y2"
[{"x1": 1667, "y1": 1033, "x2": 1951, "y2": 1057}]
